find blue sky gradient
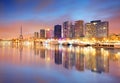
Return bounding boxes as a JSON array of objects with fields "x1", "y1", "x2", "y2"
[{"x1": 0, "y1": 0, "x2": 120, "y2": 38}]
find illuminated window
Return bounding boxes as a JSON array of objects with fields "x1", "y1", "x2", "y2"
[{"x1": 103, "y1": 27, "x2": 106, "y2": 29}]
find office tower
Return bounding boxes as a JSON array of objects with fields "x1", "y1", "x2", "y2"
[
  {"x1": 63, "y1": 21, "x2": 71, "y2": 38},
  {"x1": 54, "y1": 25, "x2": 62, "y2": 38},
  {"x1": 85, "y1": 23, "x2": 96, "y2": 38},
  {"x1": 85, "y1": 20, "x2": 109, "y2": 38},
  {"x1": 74, "y1": 20, "x2": 84, "y2": 38},
  {"x1": 69, "y1": 22, "x2": 75, "y2": 38},
  {"x1": 34, "y1": 32, "x2": 39, "y2": 39},
  {"x1": 40, "y1": 29, "x2": 45, "y2": 38},
  {"x1": 96, "y1": 21, "x2": 109, "y2": 38},
  {"x1": 46, "y1": 29, "x2": 53, "y2": 38}
]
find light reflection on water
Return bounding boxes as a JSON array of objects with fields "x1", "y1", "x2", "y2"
[{"x1": 0, "y1": 42, "x2": 120, "y2": 83}]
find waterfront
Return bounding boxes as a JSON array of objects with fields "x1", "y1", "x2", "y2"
[{"x1": 0, "y1": 43, "x2": 120, "y2": 83}]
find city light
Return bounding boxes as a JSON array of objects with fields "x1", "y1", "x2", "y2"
[{"x1": 0, "y1": 0, "x2": 120, "y2": 83}]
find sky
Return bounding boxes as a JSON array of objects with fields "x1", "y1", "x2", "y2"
[{"x1": 0, "y1": 0, "x2": 120, "y2": 39}]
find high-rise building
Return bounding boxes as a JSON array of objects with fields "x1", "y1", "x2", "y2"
[
  {"x1": 40, "y1": 29, "x2": 45, "y2": 38},
  {"x1": 63, "y1": 21, "x2": 71, "y2": 38},
  {"x1": 34, "y1": 32, "x2": 39, "y2": 39},
  {"x1": 54, "y1": 25, "x2": 61, "y2": 38},
  {"x1": 69, "y1": 23, "x2": 75, "y2": 38},
  {"x1": 46, "y1": 29, "x2": 53, "y2": 38},
  {"x1": 85, "y1": 20, "x2": 109, "y2": 38},
  {"x1": 85, "y1": 23, "x2": 96, "y2": 38},
  {"x1": 96, "y1": 21, "x2": 109, "y2": 38},
  {"x1": 74, "y1": 20, "x2": 84, "y2": 38}
]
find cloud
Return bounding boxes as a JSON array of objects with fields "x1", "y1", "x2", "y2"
[
  {"x1": 13, "y1": 0, "x2": 55, "y2": 14},
  {"x1": 84, "y1": 0, "x2": 120, "y2": 17},
  {"x1": 35, "y1": 0, "x2": 54, "y2": 12}
]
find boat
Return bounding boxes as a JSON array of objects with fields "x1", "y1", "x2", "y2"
[{"x1": 93, "y1": 43, "x2": 120, "y2": 49}]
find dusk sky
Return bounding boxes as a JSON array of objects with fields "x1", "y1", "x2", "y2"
[{"x1": 0, "y1": 0, "x2": 120, "y2": 39}]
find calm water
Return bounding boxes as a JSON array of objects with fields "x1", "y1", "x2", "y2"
[{"x1": 0, "y1": 42, "x2": 120, "y2": 83}]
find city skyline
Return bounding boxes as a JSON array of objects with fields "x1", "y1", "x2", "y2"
[
  {"x1": 0, "y1": 0, "x2": 120, "y2": 39},
  {"x1": 0, "y1": 1, "x2": 120, "y2": 82}
]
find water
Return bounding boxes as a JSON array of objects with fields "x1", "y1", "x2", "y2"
[{"x1": 0, "y1": 42, "x2": 120, "y2": 83}]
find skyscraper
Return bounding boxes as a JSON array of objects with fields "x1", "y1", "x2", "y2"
[
  {"x1": 74, "y1": 20, "x2": 84, "y2": 38},
  {"x1": 54, "y1": 25, "x2": 61, "y2": 38},
  {"x1": 63, "y1": 21, "x2": 71, "y2": 38},
  {"x1": 46, "y1": 29, "x2": 53, "y2": 38},
  {"x1": 40, "y1": 29, "x2": 45, "y2": 38},
  {"x1": 96, "y1": 21, "x2": 109, "y2": 38},
  {"x1": 85, "y1": 20, "x2": 109, "y2": 38},
  {"x1": 69, "y1": 22, "x2": 75, "y2": 38},
  {"x1": 85, "y1": 23, "x2": 96, "y2": 38},
  {"x1": 34, "y1": 32, "x2": 39, "y2": 39}
]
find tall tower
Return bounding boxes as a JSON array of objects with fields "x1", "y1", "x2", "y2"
[
  {"x1": 63, "y1": 21, "x2": 71, "y2": 38},
  {"x1": 54, "y1": 25, "x2": 61, "y2": 38},
  {"x1": 40, "y1": 29, "x2": 45, "y2": 38},
  {"x1": 19, "y1": 26, "x2": 23, "y2": 39},
  {"x1": 74, "y1": 20, "x2": 84, "y2": 38}
]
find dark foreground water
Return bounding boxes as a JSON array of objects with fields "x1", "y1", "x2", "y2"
[{"x1": 0, "y1": 42, "x2": 120, "y2": 83}]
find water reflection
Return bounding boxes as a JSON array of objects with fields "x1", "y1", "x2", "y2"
[
  {"x1": 19, "y1": 44, "x2": 23, "y2": 61},
  {"x1": 85, "y1": 48, "x2": 109, "y2": 73},
  {"x1": 75, "y1": 47, "x2": 84, "y2": 71},
  {"x1": 0, "y1": 42, "x2": 120, "y2": 75},
  {"x1": 54, "y1": 45, "x2": 62, "y2": 65},
  {"x1": 29, "y1": 44, "x2": 120, "y2": 74},
  {"x1": 40, "y1": 46, "x2": 45, "y2": 59}
]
